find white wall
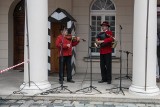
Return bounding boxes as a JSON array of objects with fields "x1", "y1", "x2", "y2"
[
  {"x1": 0, "y1": 0, "x2": 15, "y2": 69},
  {"x1": 48, "y1": 0, "x2": 72, "y2": 15}
]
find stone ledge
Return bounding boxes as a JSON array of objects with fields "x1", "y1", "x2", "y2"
[{"x1": 83, "y1": 56, "x2": 120, "y2": 62}]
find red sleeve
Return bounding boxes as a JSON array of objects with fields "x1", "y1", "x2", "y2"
[
  {"x1": 72, "y1": 41, "x2": 79, "y2": 46},
  {"x1": 103, "y1": 31, "x2": 114, "y2": 43},
  {"x1": 55, "y1": 36, "x2": 68, "y2": 49}
]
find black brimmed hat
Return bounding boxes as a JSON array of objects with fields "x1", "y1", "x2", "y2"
[{"x1": 100, "y1": 21, "x2": 110, "y2": 27}]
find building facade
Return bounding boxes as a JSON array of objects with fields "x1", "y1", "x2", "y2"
[{"x1": 0, "y1": 0, "x2": 160, "y2": 95}]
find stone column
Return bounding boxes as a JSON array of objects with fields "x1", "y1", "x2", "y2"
[
  {"x1": 20, "y1": 0, "x2": 51, "y2": 93},
  {"x1": 129, "y1": 0, "x2": 159, "y2": 96}
]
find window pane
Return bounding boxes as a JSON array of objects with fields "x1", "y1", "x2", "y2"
[
  {"x1": 92, "y1": 21, "x2": 96, "y2": 26},
  {"x1": 97, "y1": 16, "x2": 101, "y2": 20},
  {"x1": 91, "y1": 0, "x2": 115, "y2": 10}
]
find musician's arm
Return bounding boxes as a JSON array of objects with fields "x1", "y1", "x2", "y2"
[
  {"x1": 103, "y1": 37, "x2": 113, "y2": 43},
  {"x1": 72, "y1": 41, "x2": 80, "y2": 46},
  {"x1": 96, "y1": 38, "x2": 104, "y2": 45},
  {"x1": 72, "y1": 37, "x2": 80, "y2": 46},
  {"x1": 103, "y1": 31, "x2": 114, "y2": 43}
]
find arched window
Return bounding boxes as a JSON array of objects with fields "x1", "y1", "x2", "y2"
[
  {"x1": 90, "y1": 0, "x2": 116, "y2": 55},
  {"x1": 91, "y1": 0, "x2": 115, "y2": 10}
]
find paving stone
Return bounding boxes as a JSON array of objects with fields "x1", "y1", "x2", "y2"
[
  {"x1": 63, "y1": 100, "x2": 72, "y2": 104},
  {"x1": 113, "y1": 103, "x2": 124, "y2": 106},
  {"x1": 64, "y1": 103, "x2": 74, "y2": 107},
  {"x1": 54, "y1": 100, "x2": 63, "y2": 104},
  {"x1": 28, "y1": 105, "x2": 47, "y2": 107},
  {"x1": 10, "y1": 104, "x2": 22, "y2": 107},
  {"x1": 0, "y1": 104, "x2": 10, "y2": 107},
  {"x1": 39, "y1": 105, "x2": 48, "y2": 107},
  {"x1": 48, "y1": 105, "x2": 55, "y2": 107},
  {"x1": 85, "y1": 104, "x2": 95, "y2": 107},
  {"x1": 54, "y1": 106, "x2": 64, "y2": 107},
  {"x1": 146, "y1": 104, "x2": 156, "y2": 107},
  {"x1": 136, "y1": 104, "x2": 146, "y2": 107},
  {"x1": 53, "y1": 103, "x2": 64, "y2": 106},
  {"x1": 30, "y1": 105, "x2": 41, "y2": 107},
  {"x1": 90, "y1": 102, "x2": 103, "y2": 105},
  {"x1": 114, "y1": 106, "x2": 127, "y2": 107},
  {"x1": 20, "y1": 100, "x2": 34, "y2": 107},
  {"x1": 0, "y1": 99, "x2": 8, "y2": 104},
  {"x1": 43, "y1": 100, "x2": 52, "y2": 104},
  {"x1": 103, "y1": 105, "x2": 115, "y2": 107},
  {"x1": 104, "y1": 102, "x2": 116, "y2": 106},
  {"x1": 79, "y1": 100, "x2": 90, "y2": 104},
  {"x1": 16, "y1": 100, "x2": 26, "y2": 103},
  {"x1": 72, "y1": 101, "x2": 80, "y2": 105},
  {"x1": 75, "y1": 104, "x2": 85, "y2": 107},
  {"x1": 34, "y1": 100, "x2": 44, "y2": 104},
  {"x1": 30, "y1": 103, "x2": 42, "y2": 106},
  {"x1": 8, "y1": 100, "x2": 16, "y2": 103},
  {"x1": 126, "y1": 104, "x2": 137, "y2": 107},
  {"x1": 95, "y1": 104, "x2": 104, "y2": 107}
]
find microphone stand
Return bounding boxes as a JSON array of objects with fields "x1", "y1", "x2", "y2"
[
  {"x1": 106, "y1": 25, "x2": 128, "y2": 95},
  {"x1": 75, "y1": 47, "x2": 102, "y2": 93},
  {"x1": 44, "y1": 34, "x2": 72, "y2": 94},
  {"x1": 75, "y1": 26, "x2": 101, "y2": 94},
  {"x1": 115, "y1": 50, "x2": 132, "y2": 81}
]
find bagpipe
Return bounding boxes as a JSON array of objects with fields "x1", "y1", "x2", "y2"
[{"x1": 94, "y1": 32, "x2": 117, "y2": 48}]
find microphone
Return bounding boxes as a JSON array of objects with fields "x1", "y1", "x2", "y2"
[{"x1": 120, "y1": 25, "x2": 122, "y2": 29}]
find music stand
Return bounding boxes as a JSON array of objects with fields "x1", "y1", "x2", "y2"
[
  {"x1": 115, "y1": 50, "x2": 132, "y2": 81},
  {"x1": 106, "y1": 25, "x2": 128, "y2": 95},
  {"x1": 75, "y1": 47, "x2": 101, "y2": 93}
]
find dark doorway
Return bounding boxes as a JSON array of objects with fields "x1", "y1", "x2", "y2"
[{"x1": 13, "y1": 0, "x2": 25, "y2": 70}]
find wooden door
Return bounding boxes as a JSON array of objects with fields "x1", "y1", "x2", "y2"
[
  {"x1": 13, "y1": 0, "x2": 25, "y2": 70},
  {"x1": 14, "y1": 16, "x2": 24, "y2": 70},
  {"x1": 50, "y1": 22, "x2": 62, "y2": 73}
]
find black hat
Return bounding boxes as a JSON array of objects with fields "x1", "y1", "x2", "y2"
[{"x1": 100, "y1": 21, "x2": 110, "y2": 27}]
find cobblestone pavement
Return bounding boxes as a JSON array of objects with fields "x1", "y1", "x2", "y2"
[{"x1": 0, "y1": 99, "x2": 160, "y2": 107}]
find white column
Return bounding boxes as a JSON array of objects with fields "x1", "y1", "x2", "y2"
[
  {"x1": 129, "y1": 0, "x2": 159, "y2": 96},
  {"x1": 20, "y1": 0, "x2": 51, "y2": 94}
]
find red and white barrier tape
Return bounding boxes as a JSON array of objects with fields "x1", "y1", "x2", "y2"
[{"x1": 0, "y1": 61, "x2": 29, "y2": 74}]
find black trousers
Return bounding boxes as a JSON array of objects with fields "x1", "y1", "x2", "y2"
[
  {"x1": 59, "y1": 56, "x2": 72, "y2": 81},
  {"x1": 157, "y1": 46, "x2": 160, "y2": 76},
  {"x1": 100, "y1": 53, "x2": 112, "y2": 82}
]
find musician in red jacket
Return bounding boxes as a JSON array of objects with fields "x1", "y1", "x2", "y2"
[
  {"x1": 96, "y1": 21, "x2": 114, "y2": 84},
  {"x1": 56, "y1": 26, "x2": 80, "y2": 84}
]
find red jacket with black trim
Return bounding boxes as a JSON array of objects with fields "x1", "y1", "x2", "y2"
[
  {"x1": 97, "y1": 30, "x2": 114, "y2": 54},
  {"x1": 56, "y1": 35, "x2": 79, "y2": 57}
]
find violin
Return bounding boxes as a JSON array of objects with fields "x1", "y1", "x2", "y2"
[{"x1": 65, "y1": 34, "x2": 86, "y2": 42}]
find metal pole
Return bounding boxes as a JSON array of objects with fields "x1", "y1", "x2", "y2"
[
  {"x1": 25, "y1": 0, "x2": 31, "y2": 87},
  {"x1": 145, "y1": 0, "x2": 149, "y2": 91}
]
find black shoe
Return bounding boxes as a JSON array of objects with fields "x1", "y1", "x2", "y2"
[
  {"x1": 107, "y1": 81, "x2": 111, "y2": 84},
  {"x1": 98, "y1": 80, "x2": 107, "y2": 83},
  {"x1": 67, "y1": 80, "x2": 75, "y2": 83}
]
